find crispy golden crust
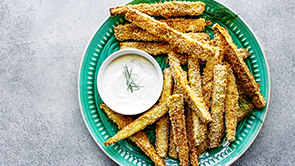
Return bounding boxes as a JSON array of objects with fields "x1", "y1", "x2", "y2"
[
  {"x1": 213, "y1": 23, "x2": 250, "y2": 60},
  {"x1": 168, "y1": 94, "x2": 189, "y2": 166},
  {"x1": 162, "y1": 18, "x2": 208, "y2": 32},
  {"x1": 236, "y1": 48, "x2": 250, "y2": 59},
  {"x1": 156, "y1": 68, "x2": 173, "y2": 158},
  {"x1": 202, "y1": 49, "x2": 224, "y2": 108},
  {"x1": 168, "y1": 124, "x2": 178, "y2": 159},
  {"x1": 168, "y1": 52, "x2": 212, "y2": 122},
  {"x1": 156, "y1": 113, "x2": 170, "y2": 158},
  {"x1": 186, "y1": 108, "x2": 200, "y2": 166},
  {"x1": 191, "y1": 110, "x2": 207, "y2": 146},
  {"x1": 187, "y1": 55, "x2": 207, "y2": 146},
  {"x1": 208, "y1": 65, "x2": 229, "y2": 149},
  {"x1": 196, "y1": 98, "x2": 251, "y2": 155},
  {"x1": 212, "y1": 23, "x2": 266, "y2": 109},
  {"x1": 115, "y1": 24, "x2": 162, "y2": 41},
  {"x1": 129, "y1": 131, "x2": 166, "y2": 166},
  {"x1": 225, "y1": 68, "x2": 239, "y2": 141},
  {"x1": 159, "y1": 68, "x2": 173, "y2": 104},
  {"x1": 115, "y1": 23, "x2": 210, "y2": 41},
  {"x1": 197, "y1": 137, "x2": 209, "y2": 155},
  {"x1": 104, "y1": 101, "x2": 168, "y2": 146},
  {"x1": 100, "y1": 104, "x2": 133, "y2": 129},
  {"x1": 120, "y1": 41, "x2": 171, "y2": 54},
  {"x1": 188, "y1": 55, "x2": 202, "y2": 97},
  {"x1": 125, "y1": 9, "x2": 214, "y2": 61},
  {"x1": 115, "y1": 18, "x2": 209, "y2": 41},
  {"x1": 110, "y1": 1, "x2": 205, "y2": 18},
  {"x1": 100, "y1": 104, "x2": 166, "y2": 166}
]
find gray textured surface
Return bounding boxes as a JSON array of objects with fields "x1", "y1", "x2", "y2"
[{"x1": 0, "y1": 0, "x2": 294, "y2": 165}]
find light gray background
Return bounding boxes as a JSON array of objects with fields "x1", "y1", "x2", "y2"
[{"x1": 0, "y1": 0, "x2": 294, "y2": 165}]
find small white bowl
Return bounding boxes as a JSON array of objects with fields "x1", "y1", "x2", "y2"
[{"x1": 97, "y1": 49, "x2": 163, "y2": 115}]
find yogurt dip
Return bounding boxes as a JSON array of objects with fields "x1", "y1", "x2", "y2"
[{"x1": 97, "y1": 49, "x2": 163, "y2": 115}]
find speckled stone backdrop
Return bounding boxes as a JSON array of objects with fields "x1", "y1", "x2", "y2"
[{"x1": 0, "y1": 0, "x2": 294, "y2": 165}]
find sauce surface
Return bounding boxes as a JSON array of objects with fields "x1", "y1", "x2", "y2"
[{"x1": 100, "y1": 54, "x2": 162, "y2": 114}]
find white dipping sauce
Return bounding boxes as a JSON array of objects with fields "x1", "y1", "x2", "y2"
[{"x1": 100, "y1": 54, "x2": 162, "y2": 114}]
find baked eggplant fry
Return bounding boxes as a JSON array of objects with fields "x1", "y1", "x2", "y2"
[
  {"x1": 168, "y1": 52, "x2": 212, "y2": 122},
  {"x1": 100, "y1": 104, "x2": 166, "y2": 166},
  {"x1": 191, "y1": 110, "x2": 207, "y2": 146},
  {"x1": 156, "y1": 68, "x2": 173, "y2": 158},
  {"x1": 104, "y1": 101, "x2": 168, "y2": 146},
  {"x1": 125, "y1": 9, "x2": 214, "y2": 61},
  {"x1": 224, "y1": 67, "x2": 239, "y2": 141},
  {"x1": 162, "y1": 18, "x2": 210, "y2": 32},
  {"x1": 188, "y1": 55, "x2": 207, "y2": 146},
  {"x1": 114, "y1": 18, "x2": 210, "y2": 41},
  {"x1": 202, "y1": 49, "x2": 224, "y2": 108},
  {"x1": 115, "y1": 24, "x2": 162, "y2": 42},
  {"x1": 188, "y1": 55, "x2": 203, "y2": 97},
  {"x1": 168, "y1": 94, "x2": 189, "y2": 166},
  {"x1": 110, "y1": 1, "x2": 205, "y2": 18},
  {"x1": 197, "y1": 98, "x2": 252, "y2": 155},
  {"x1": 168, "y1": 124, "x2": 178, "y2": 159},
  {"x1": 115, "y1": 23, "x2": 210, "y2": 41},
  {"x1": 186, "y1": 108, "x2": 200, "y2": 166},
  {"x1": 159, "y1": 68, "x2": 174, "y2": 104},
  {"x1": 212, "y1": 23, "x2": 266, "y2": 109},
  {"x1": 208, "y1": 65, "x2": 229, "y2": 149},
  {"x1": 197, "y1": 137, "x2": 209, "y2": 155},
  {"x1": 237, "y1": 48, "x2": 250, "y2": 59},
  {"x1": 156, "y1": 114, "x2": 170, "y2": 158}
]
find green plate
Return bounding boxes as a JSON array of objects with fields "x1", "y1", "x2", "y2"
[{"x1": 78, "y1": 0, "x2": 270, "y2": 165}]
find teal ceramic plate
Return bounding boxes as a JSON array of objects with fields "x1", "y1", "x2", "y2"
[{"x1": 78, "y1": 0, "x2": 270, "y2": 165}]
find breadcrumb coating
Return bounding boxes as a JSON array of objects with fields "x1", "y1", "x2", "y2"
[{"x1": 110, "y1": 1, "x2": 205, "y2": 18}]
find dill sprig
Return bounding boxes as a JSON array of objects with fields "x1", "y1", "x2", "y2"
[
  {"x1": 205, "y1": 8, "x2": 238, "y2": 22},
  {"x1": 238, "y1": 97, "x2": 263, "y2": 123},
  {"x1": 122, "y1": 65, "x2": 143, "y2": 93}
]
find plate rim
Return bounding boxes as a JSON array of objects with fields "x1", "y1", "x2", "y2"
[{"x1": 77, "y1": 0, "x2": 271, "y2": 165}]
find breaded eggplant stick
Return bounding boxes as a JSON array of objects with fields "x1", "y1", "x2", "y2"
[
  {"x1": 197, "y1": 137, "x2": 209, "y2": 155},
  {"x1": 186, "y1": 108, "x2": 200, "y2": 166},
  {"x1": 213, "y1": 25, "x2": 250, "y2": 60},
  {"x1": 115, "y1": 24, "x2": 210, "y2": 41},
  {"x1": 202, "y1": 49, "x2": 224, "y2": 108},
  {"x1": 156, "y1": 114, "x2": 169, "y2": 158},
  {"x1": 100, "y1": 104, "x2": 166, "y2": 166},
  {"x1": 168, "y1": 52, "x2": 212, "y2": 122},
  {"x1": 197, "y1": 98, "x2": 253, "y2": 154},
  {"x1": 167, "y1": 80, "x2": 185, "y2": 159},
  {"x1": 156, "y1": 68, "x2": 173, "y2": 158},
  {"x1": 163, "y1": 18, "x2": 210, "y2": 32},
  {"x1": 110, "y1": 1, "x2": 205, "y2": 18},
  {"x1": 104, "y1": 101, "x2": 168, "y2": 146},
  {"x1": 236, "y1": 48, "x2": 250, "y2": 59},
  {"x1": 208, "y1": 65, "x2": 229, "y2": 149},
  {"x1": 212, "y1": 23, "x2": 266, "y2": 109},
  {"x1": 168, "y1": 124, "x2": 178, "y2": 159},
  {"x1": 168, "y1": 94, "x2": 189, "y2": 166},
  {"x1": 225, "y1": 67, "x2": 239, "y2": 141},
  {"x1": 125, "y1": 9, "x2": 214, "y2": 61},
  {"x1": 115, "y1": 18, "x2": 210, "y2": 41},
  {"x1": 188, "y1": 55, "x2": 207, "y2": 146},
  {"x1": 188, "y1": 55, "x2": 203, "y2": 96}
]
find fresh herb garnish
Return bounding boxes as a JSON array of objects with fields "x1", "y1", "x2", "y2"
[
  {"x1": 238, "y1": 97, "x2": 263, "y2": 123},
  {"x1": 122, "y1": 65, "x2": 142, "y2": 93},
  {"x1": 205, "y1": 8, "x2": 238, "y2": 23}
]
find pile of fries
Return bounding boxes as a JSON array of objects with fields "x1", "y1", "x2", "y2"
[{"x1": 100, "y1": 1, "x2": 266, "y2": 166}]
